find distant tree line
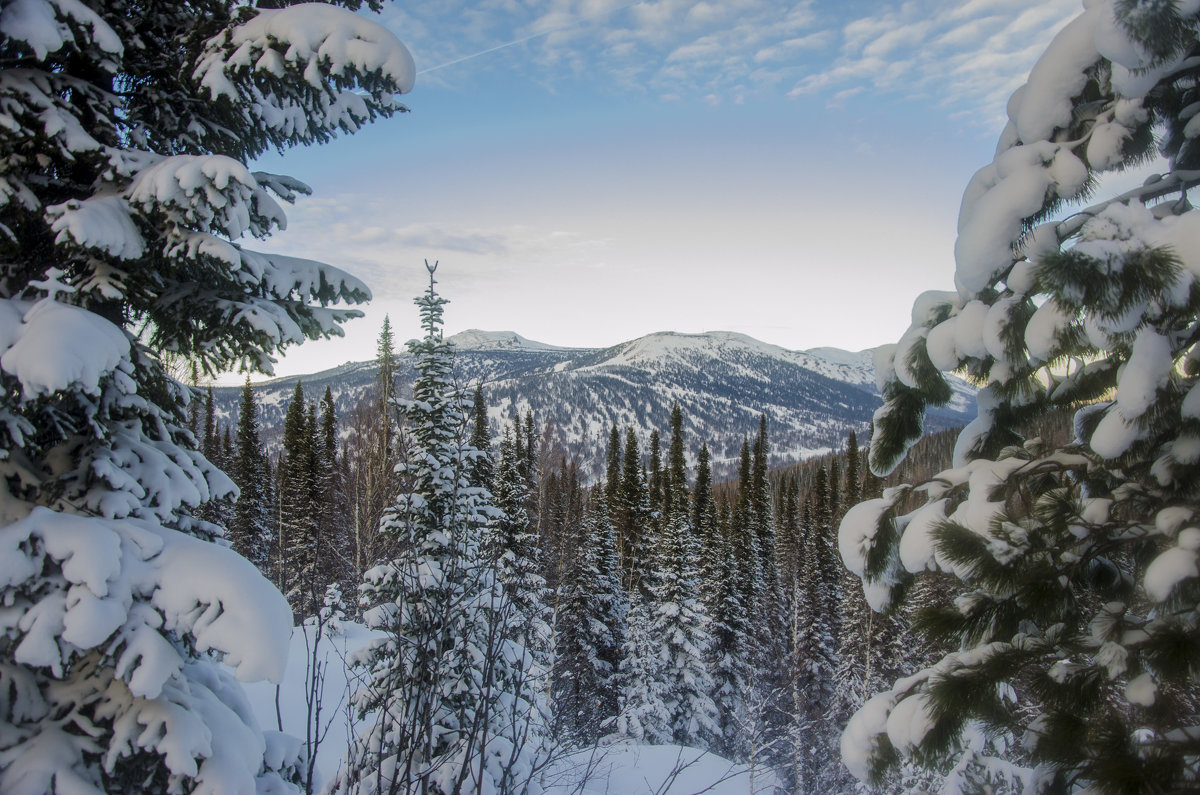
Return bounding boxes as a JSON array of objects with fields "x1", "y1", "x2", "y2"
[{"x1": 192, "y1": 278, "x2": 1001, "y2": 793}]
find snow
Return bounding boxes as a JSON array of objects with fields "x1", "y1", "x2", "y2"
[
  {"x1": 926, "y1": 317, "x2": 960, "y2": 371},
  {"x1": 0, "y1": 0, "x2": 123, "y2": 61},
  {"x1": 1116, "y1": 328, "x2": 1172, "y2": 418},
  {"x1": 840, "y1": 692, "x2": 895, "y2": 782},
  {"x1": 1145, "y1": 544, "x2": 1199, "y2": 602},
  {"x1": 953, "y1": 300, "x2": 990, "y2": 359},
  {"x1": 243, "y1": 622, "x2": 768, "y2": 793},
  {"x1": 447, "y1": 329, "x2": 568, "y2": 352},
  {"x1": 127, "y1": 154, "x2": 262, "y2": 239},
  {"x1": 1025, "y1": 299, "x2": 1072, "y2": 363},
  {"x1": 0, "y1": 296, "x2": 129, "y2": 399},
  {"x1": 1090, "y1": 406, "x2": 1142, "y2": 459},
  {"x1": 1008, "y1": 7, "x2": 1102, "y2": 145},
  {"x1": 956, "y1": 146, "x2": 1057, "y2": 296},
  {"x1": 885, "y1": 693, "x2": 936, "y2": 754},
  {"x1": 544, "y1": 743, "x2": 776, "y2": 794},
  {"x1": 150, "y1": 523, "x2": 293, "y2": 683},
  {"x1": 838, "y1": 498, "x2": 894, "y2": 578},
  {"x1": 1125, "y1": 673, "x2": 1157, "y2": 707},
  {"x1": 216, "y1": 4, "x2": 412, "y2": 92},
  {"x1": 899, "y1": 499, "x2": 949, "y2": 574},
  {"x1": 47, "y1": 194, "x2": 145, "y2": 261}
]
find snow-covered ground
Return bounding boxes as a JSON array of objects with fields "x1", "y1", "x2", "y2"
[{"x1": 242, "y1": 623, "x2": 777, "y2": 793}]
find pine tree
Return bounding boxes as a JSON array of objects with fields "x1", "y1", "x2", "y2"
[
  {"x1": 491, "y1": 425, "x2": 551, "y2": 656},
  {"x1": 0, "y1": 2, "x2": 412, "y2": 790},
  {"x1": 468, "y1": 383, "x2": 494, "y2": 490},
  {"x1": 615, "y1": 427, "x2": 649, "y2": 593},
  {"x1": 230, "y1": 376, "x2": 273, "y2": 571},
  {"x1": 841, "y1": 4, "x2": 1200, "y2": 792},
  {"x1": 339, "y1": 264, "x2": 548, "y2": 795},
  {"x1": 845, "y1": 429, "x2": 863, "y2": 508},
  {"x1": 692, "y1": 441, "x2": 713, "y2": 533},
  {"x1": 376, "y1": 314, "x2": 398, "y2": 411},
  {"x1": 279, "y1": 381, "x2": 320, "y2": 616},
  {"x1": 730, "y1": 438, "x2": 761, "y2": 647},
  {"x1": 649, "y1": 503, "x2": 717, "y2": 748},
  {"x1": 605, "y1": 424, "x2": 622, "y2": 509},
  {"x1": 702, "y1": 491, "x2": 751, "y2": 760},
  {"x1": 792, "y1": 468, "x2": 842, "y2": 791},
  {"x1": 551, "y1": 497, "x2": 626, "y2": 746},
  {"x1": 317, "y1": 384, "x2": 351, "y2": 596},
  {"x1": 342, "y1": 319, "x2": 405, "y2": 594}
]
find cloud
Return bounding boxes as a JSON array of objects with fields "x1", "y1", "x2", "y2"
[
  {"x1": 380, "y1": 0, "x2": 1079, "y2": 120},
  {"x1": 788, "y1": 0, "x2": 1079, "y2": 124},
  {"x1": 266, "y1": 195, "x2": 612, "y2": 303}
]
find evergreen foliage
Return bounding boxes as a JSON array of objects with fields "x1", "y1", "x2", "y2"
[
  {"x1": 550, "y1": 498, "x2": 626, "y2": 746},
  {"x1": 841, "y1": 3, "x2": 1200, "y2": 792},
  {"x1": 230, "y1": 376, "x2": 273, "y2": 570},
  {"x1": 338, "y1": 264, "x2": 548, "y2": 795},
  {"x1": 0, "y1": 0, "x2": 410, "y2": 790}
]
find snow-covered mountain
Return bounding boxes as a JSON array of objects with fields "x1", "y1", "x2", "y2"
[{"x1": 212, "y1": 329, "x2": 974, "y2": 479}]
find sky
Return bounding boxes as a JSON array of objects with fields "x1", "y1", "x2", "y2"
[{"x1": 238, "y1": 0, "x2": 1085, "y2": 383}]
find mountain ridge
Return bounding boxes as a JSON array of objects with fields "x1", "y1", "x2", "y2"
[{"x1": 211, "y1": 329, "x2": 974, "y2": 480}]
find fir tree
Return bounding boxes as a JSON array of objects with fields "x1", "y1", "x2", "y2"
[
  {"x1": 230, "y1": 376, "x2": 273, "y2": 571},
  {"x1": 491, "y1": 425, "x2": 551, "y2": 656},
  {"x1": 551, "y1": 498, "x2": 626, "y2": 746},
  {"x1": 279, "y1": 381, "x2": 320, "y2": 615},
  {"x1": 615, "y1": 427, "x2": 648, "y2": 593},
  {"x1": 0, "y1": 1, "x2": 411, "y2": 789},
  {"x1": 339, "y1": 264, "x2": 548, "y2": 795},
  {"x1": 605, "y1": 424, "x2": 621, "y2": 509},
  {"x1": 317, "y1": 384, "x2": 351, "y2": 596},
  {"x1": 468, "y1": 383, "x2": 493, "y2": 490},
  {"x1": 376, "y1": 314, "x2": 398, "y2": 411}
]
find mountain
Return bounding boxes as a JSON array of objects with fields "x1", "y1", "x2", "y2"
[{"x1": 210, "y1": 329, "x2": 974, "y2": 480}]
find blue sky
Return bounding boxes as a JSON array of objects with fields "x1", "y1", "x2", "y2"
[{"x1": 244, "y1": 0, "x2": 1082, "y2": 380}]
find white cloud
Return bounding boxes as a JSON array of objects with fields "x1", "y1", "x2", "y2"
[{"x1": 789, "y1": 0, "x2": 1079, "y2": 124}]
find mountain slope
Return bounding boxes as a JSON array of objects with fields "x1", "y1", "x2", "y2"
[{"x1": 211, "y1": 329, "x2": 973, "y2": 480}]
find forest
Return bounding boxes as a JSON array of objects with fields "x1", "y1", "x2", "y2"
[{"x1": 3, "y1": 0, "x2": 1200, "y2": 794}]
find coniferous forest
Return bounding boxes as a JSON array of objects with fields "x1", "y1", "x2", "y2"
[{"x1": 3, "y1": 1, "x2": 1200, "y2": 794}]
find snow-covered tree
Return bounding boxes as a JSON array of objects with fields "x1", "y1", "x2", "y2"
[
  {"x1": 490, "y1": 425, "x2": 550, "y2": 652},
  {"x1": 654, "y1": 459, "x2": 717, "y2": 747},
  {"x1": 230, "y1": 375, "x2": 273, "y2": 571},
  {"x1": 550, "y1": 499, "x2": 626, "y2": 746},
  {"x1": 337, "y1": 263, "x2": 548, "y2": 795},
  {"x1": 0, "y1": 1, "x2": 412, "y2": 791},
  {"x1": 841, "y1": 2, "x2": 1200, "y2": 792}
]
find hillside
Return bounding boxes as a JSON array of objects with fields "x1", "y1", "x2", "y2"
[{"x1": 212, "y1": 329, "x2": 975, "y2": 479}]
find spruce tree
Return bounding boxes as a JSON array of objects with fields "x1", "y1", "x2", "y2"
[
  {"x1": 551, "y1": 497, "x2": 626, "y2": 746},
  {"x1": 792, "y1": 469, "x2": 841, "y2": 790},
  {"x1": 339, "y1": 265, "x2": 548, "y2": 795},
  {"x1": 491, "y1": 425, "x2": 551, "y2": 658},
  {"x1": 376, "y1": 314, "x2": 398, "y2": 411},
  {"x1": 605, "y1": 424, "x2": 622, "y2": 509},
  {"x1": 468, "y1": 383, "x2": 494, "y2": 490},
  {"x1": 317, "y1": 384, "x2": 351, "y2": 595},
  {"x1": 230, "y1": 376, "x2": 272, "y2": 571},
  {"x1": 0, "y1": 1, "x2": 412, "y2": 790},
  {"x1": 615, "y1": 427, "x2": 648, "y2": 593},
  {"x1": 279, "y1": 381, "x2": 319, "y2": 616},
  {"x1": 841, "y1": 4, "x2": 1200, "y2": 791}
]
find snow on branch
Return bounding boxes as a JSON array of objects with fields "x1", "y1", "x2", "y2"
[
  {"x1": 0, "y1": 296, "x2": 129, "y2": 400},
  {"x1": 194, "y1": 3, "x2": 415, "y2": 145},
  {"x1": 0, "y1": 0, "x2": 123, "y2": 62}
]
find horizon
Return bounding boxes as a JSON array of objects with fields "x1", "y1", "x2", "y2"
[
  {"x1": 215, "y1": 326, "x2": 877, "y2": 387},
  {"x1": 221, "y1": 0, "x2": 1085, "y2": 387}
]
